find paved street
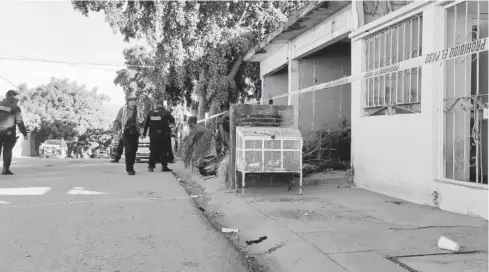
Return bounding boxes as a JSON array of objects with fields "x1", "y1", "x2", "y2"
[{"x1": 0, "y1": 158, "x2": 248, "y2": 272}]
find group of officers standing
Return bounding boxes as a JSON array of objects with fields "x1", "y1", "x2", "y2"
[
  {"x1": 0, "y1": 90, "x2": 176, "y2": 176},
  {"x1": 112, "y1": 94, "x2": 176, "y2": 175}
]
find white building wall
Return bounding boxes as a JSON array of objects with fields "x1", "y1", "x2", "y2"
[
  {"x1": 12, "y1": 135, "x2": 31, "y2": 158},
  {"x1": 256, "y1": 1, "x2": 488, "y2": 219},
  {"x1": 262, "y1": 71, "x2": 289, "y2": 106},
  {"x1": 351, "y1": 2, "x2": 488, "y2": 219},
  {"x1": 352, "y1": 17, "x2": 434, "y2": 203},
  {"x1": 260, "y1": 45, "x2": 288, "y2": 78}
]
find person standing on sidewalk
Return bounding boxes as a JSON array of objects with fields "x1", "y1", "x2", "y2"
[
  {"x1": 113, "y1": 94, "x2": 140, "y2": 175},
  {"x1": 110, "y1": 126, "x2": 124, "y2": 163},
  {"x1": 165, "y1": 107, "x2": 176, "y2": 163},
  {"x1": 0, "y1": 90, "x2": 28, "y2": 175},
  {"x1": 142, "y1": 100, "x2": 173, "y2": 172}
]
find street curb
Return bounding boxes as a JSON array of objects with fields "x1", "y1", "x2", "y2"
[
  {"x1": 171, "y1": 164, "x2": 354, "y2": 272},
  {"x1": 172, "y1": 170, "x2": 270, "y2": 272}
]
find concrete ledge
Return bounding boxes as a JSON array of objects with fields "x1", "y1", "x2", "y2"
[{"x1": 301, "y1": 171, "x2": 353, "y2": 187}]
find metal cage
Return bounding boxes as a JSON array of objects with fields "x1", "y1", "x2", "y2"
[{"x1": 235, "y1": 126, "x2": 303, "y2": 195}]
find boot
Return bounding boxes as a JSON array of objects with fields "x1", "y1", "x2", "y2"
[
  {"x1": 127, "y1": 170, "x2": 136, "y2": 175},
  {"x1": 161, "y1": 165, "x2": 172, "y2": 172},
  {"x1": 148, "y1": 166, "x2": 154, "y2": 172},
  {"x1": 111, "y1": 158, "x2": 120, "y2": 163},
  {"x1": 2, "y1": 166, "x2": 14, "y2": 175}
]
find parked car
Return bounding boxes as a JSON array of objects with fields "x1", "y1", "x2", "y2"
[
  {"x1": 109, "y1": 134, "x2": 121, "y2": 160},
  {"x1": 39, "y1": 139, "x2": 68, "y2": 158},
  {"x1": 98, "y1": 149, "x2": 110, "y2": 159},
  {"x1": 136, "y1": 137, "x2": 150, "y2": 162}
]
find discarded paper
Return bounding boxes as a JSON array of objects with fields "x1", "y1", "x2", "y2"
[{"x1": 221, "y1": 228, "x2": 239, "y2": 233}]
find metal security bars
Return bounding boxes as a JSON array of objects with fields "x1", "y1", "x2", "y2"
[
  {"x1": 235, "y1": 126, "x2": 303, "y2": 195},
  {"x1": 443, "y1": 0, "x2": 488, "y2": 185},
  {"x1": 364, "y1": 15, "x2": 423, "y2": 116}
]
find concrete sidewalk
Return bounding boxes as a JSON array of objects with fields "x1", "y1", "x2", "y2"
[{"x1": 172, "y1": 161, "x2": 488, "y2": 272}]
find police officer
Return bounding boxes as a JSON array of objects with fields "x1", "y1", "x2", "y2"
[
  {"x1": 165, "y1": 107, "x2": 176, "y2": 163},
  {"x1": 113, "y1": 94, "x2": 140, "y2": 175},
  {"x1": 142, "y1": 100, "x2": 174, "y2": 172},
  {"x1": 0, "y1": 90, "x2": 28, "y2": 175}
]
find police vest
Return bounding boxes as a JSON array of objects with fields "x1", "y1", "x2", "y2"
[{"x1": 148, "y1": 112, "x2": 170, "y2": 134}]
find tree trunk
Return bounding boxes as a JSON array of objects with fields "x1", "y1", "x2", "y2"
[
  {"x1": 206, "y1": 99, "x2": 220, "y2": 129},
  {"x1": 196, "y1": 69, "x2": 207, "y2": 120},
  {"x1": 228, "y1": 104, "x2": 236, "y2": 190},
  {"x1": 227, "y1": 56, "x2": 243, "y2": 82},
  {"x1": 198, "y1": 91, "x2": 206, "y2": 120},
  {"x1": 209, "y1": 100, "x2": 220, "y2": 116},
  {"x1": 208, "y1": 56, "x2": 244, "y2": 119}
]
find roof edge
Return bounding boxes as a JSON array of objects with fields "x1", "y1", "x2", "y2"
[{"x1": 244, "y1": 1, "x2": 329, "y2": 61}]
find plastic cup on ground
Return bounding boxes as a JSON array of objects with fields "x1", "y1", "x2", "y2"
[{"x1": 438, "y1": 236, "x2": 460, "y2": 252}]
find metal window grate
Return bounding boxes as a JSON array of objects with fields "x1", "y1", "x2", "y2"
[
  {"x1": 442, "y1": 1, "x2": 488, "y2": 185},
  {"x1": 364, "y1": 15, "x2": 423, "y2": 116}
]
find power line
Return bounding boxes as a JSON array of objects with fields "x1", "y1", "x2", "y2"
[
  {"x1": 10, "y1": 55, "x2": 121, "y2": 72},
  {"x1": 0, "y1": 56, "x2": 155, "y2": 69},
  {"x1": 0, "y1": 74, "x2": 18, "y2": 88}
]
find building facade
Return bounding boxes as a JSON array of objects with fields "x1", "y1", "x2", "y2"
[
  {"x1": 245, "y1": 0, "x2": 488, "y2": 219},
  {"x1": 245, "y1": 1, "x2": 354, "y2": 140}
]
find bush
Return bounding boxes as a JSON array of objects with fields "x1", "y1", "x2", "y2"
[
  {"x1": 302, "y1": 116, "x2": 351, "y2": 174},
  {"x1": 179, "y1": 113, "x2": 229, "y2": 169}
]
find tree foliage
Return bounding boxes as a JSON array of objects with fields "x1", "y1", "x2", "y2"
[
  {"x1": 113, "y1": 46, "x2": 181, "y2": 121},
  {"x1": 72, "y1": 1, "x2": 307, "y2": 117},
  {"x1": 18, "y1": 78, "x2": 112, "y2": 139},
  {"x1": 78, "y1": 128, "x2": 113, "y2": 150}
]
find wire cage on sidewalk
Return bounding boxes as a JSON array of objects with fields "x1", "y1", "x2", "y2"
[{"x1": 235, "y1": 126, "x2": 303, "y2": 195}]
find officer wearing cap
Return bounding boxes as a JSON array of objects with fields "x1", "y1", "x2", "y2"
[
  {"x1": 142, "y1": 100, "x2": 174, "y2": 172},
  {"x1": 0, "y1": 90, "x2": 28, "y2": 175},
  {"x1": 113, "y1": 94, "x2": 140, "y2": 175}
]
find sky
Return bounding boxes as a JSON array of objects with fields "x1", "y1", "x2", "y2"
[{"x1": 0, "y1": 0, "x2": 142, "y2": 106}]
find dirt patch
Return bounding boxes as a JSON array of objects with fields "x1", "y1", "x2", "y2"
[
  {"x1": 172, "y1": 171, "x2": 269, "y2": 272},
  {"x1": 261, "y1": 203, "x2": 358, "y2": 222}
]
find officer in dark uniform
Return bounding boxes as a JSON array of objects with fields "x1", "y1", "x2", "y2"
[
  {"x1": 0, "y1": 90, "x2": 28, "y2": 175},
  {"x1": 164, "y1": 107, "x2": 176, "y2": 163},
  {"x1": 142, "y1": 100, "x2": 174, "y2": 172}
]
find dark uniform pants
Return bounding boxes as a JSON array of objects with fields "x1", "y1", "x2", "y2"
[
  {"x1": 0, "y1": 132, "x2": 16, "y2": 167},
  {"x1": 123, "y1": 130, "x2": 139, "y2": 172},
  {"x1": 166, "y1": 136, "x2": 174, "y2": 162},
  {"x1": 148, "y1": 133, "x2": 169, "y2": 169}
]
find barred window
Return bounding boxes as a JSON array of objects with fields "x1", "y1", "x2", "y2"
[{"x1": 363, "y1": 15, "x2": 423, "y2": 116}]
